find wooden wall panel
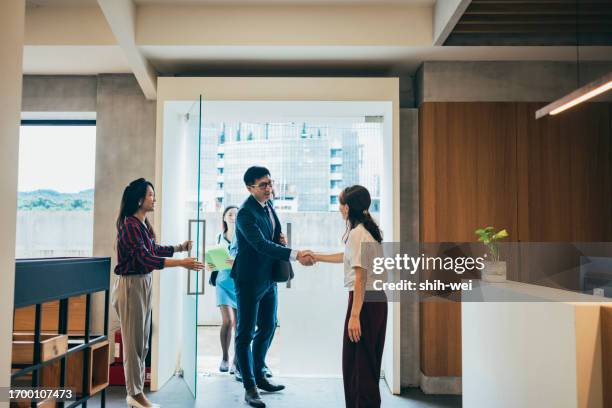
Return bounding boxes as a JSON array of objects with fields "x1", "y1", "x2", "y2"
[
  {"x1": 419, "y1": 102, "x2": 519, "y2": 377},
  {"x1": 418, "y1": 102, "x2": 612, "y2": 379},
  {"x1": 420, "y1": 102, "x2": 519, "y2": 243},
  {"x1": 420, "y1": 300, "x2": 462, "y2": 377},
  {"x1": 602, "y1": 306, "x2": 612, "y2": 408},
  {"x1": 516, "y1": 103, "x2": 612, "y2": 288},
  {"x1": 517, "y1": 102, "x2": 612, "y2": 242}
]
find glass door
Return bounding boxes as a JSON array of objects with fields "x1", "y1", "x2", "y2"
[
  {"x1": 180, "y1": 95, "x2": 204, "y2": 397},
  {"x1": 194, "y1": 103, "x2": 385, "y2": 378}
]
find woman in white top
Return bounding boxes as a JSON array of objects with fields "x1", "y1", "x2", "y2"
[{"x1": 312, "y1": 185, "x2": 388, "y2": 408}]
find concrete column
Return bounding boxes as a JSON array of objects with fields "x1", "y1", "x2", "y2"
[
  {"x1": 399, "y1": 109, "x2": 420, "y2": 387},
  {"x1": 0, "y1": 0, "x2": 25, "y2": 402}
]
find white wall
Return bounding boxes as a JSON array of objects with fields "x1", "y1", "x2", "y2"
[
  {"x1": 157, "y1": 103, "x2": 190, "y2": 389},
  {"x1": 0, "y1": 1, "x2": 25, "y2": 404}
]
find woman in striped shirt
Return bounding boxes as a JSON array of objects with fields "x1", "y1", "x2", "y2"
[{"x1": 112, "y1": 178, "x2": 203, "y2": 408}]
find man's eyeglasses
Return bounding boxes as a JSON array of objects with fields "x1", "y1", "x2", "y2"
[{"x1": 251, "y1": 180, "x2": 274, "y2": 190}]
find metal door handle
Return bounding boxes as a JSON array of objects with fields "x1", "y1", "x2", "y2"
[
  {"x1": 187, "y1": 219, "x2": 205, "y2": 295},
  {"x1": 286, "y1": 222, "x2": 292, "y2": 289}
]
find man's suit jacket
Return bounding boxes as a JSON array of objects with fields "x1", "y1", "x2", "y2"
[{"x1": 230, "y1": 194, "x2": 291, "y2": 283}]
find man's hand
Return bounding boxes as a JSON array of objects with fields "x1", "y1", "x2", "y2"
[
  {"x1": 279, "y1": 233, "x2": 287, "y2": 246},
  {"x1": 297, "y1": 250, "x2": 315, "y2": 266}
]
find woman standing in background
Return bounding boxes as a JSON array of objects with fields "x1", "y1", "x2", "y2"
[{"x1": 207, "y1": 205, "x2": 239, "y2": 373}]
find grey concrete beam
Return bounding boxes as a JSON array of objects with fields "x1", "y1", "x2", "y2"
[
  {"x1": 417, "y1": 61, "x2": 612, "y2": 104},
  {"x1": 22, "y1": 75, "x2": 97, "y2": 112},
  {"x1": 433, "y1": 0, "x2": 471, "y2": 46}
]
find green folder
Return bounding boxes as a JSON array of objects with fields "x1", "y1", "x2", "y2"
[{"x1": 205, "y1": 245, "x2": 232, "y2": 271}]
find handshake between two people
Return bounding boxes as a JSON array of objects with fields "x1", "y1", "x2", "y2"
[
  {"x1": 296, "y1": 250, "x2": 316, "y2": 266},
  {"x1": 181, "y1": 234, "x2": 319, "y2": 271},
  {"x1": 278, "y1": 232, "x2": 316, "y2": 267}
]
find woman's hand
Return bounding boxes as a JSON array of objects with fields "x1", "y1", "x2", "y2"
[
  {"x1": 347, "y1": 315, "x2": 361, "y2": 343},
  {"x1": 181, "y1": 240, "x2": 193, "y2": 252},
  {"x1": 182, "y1": 257, "x2": 204, "y2": 270},
  {"x1": 226, "y1": 259, "x2": 234, "y2": 267}
]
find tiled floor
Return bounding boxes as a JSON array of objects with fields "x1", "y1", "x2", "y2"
[
  {"x1": 97, "y1": 376, "x2": 461, "y2": 408},
  {"x1": 197, "y1": 326, "x2": 278, "y2": 376},
  {"x1": 92, "y1": 326, "x2": 461, "y2": 407}
]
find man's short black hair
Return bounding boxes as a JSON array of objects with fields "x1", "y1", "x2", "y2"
[{"x1": 243, "y1": 166, "x2": 271, "y2": 186}]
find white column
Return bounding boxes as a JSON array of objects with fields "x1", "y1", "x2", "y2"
[{"x1": 0, "y1": 0, "x2": 25, "y2": 403}]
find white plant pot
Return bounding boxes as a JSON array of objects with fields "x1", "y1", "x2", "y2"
[{"x1": 482, "y1": 261, "x2": 507, "y2": 283}]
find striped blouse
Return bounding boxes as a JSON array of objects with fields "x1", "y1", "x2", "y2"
[{"x1": 114, "y1": 216, "x2": 175, "y2": 275}]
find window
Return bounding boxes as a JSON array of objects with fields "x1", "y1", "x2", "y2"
[{"x1": 16, "y1": 121, "x2": 96, "y2": 258}]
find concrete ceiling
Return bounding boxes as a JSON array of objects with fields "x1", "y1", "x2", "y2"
[
  {"x1": 446, "y1": 0, "x2": 612, "y2": 46},
  {"x1": 23, "y1": 44, "x2": 611, "y2": 76},
  {"x1": 23, "y1": 46, "x2": 131, "y2": 75},
  {"x1": 27, "y1": 0, "x2": 435, "y2": 6},
  {"x1": 142, "y1": 45, "x2": 612, "y2": 73},
  {"x1": 26, "y1": 0, "x2": 97, "y2": 6},
  {"x1": 21, "y1": 0, "x2": 612, "y2": 99},
  {"x1": 134, "y1": 0, "x2": 436, "y2": 4}
]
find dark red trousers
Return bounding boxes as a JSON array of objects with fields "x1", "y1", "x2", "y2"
[{"x1": 343, "y1": 291, "x2": 388, "y2": 408}]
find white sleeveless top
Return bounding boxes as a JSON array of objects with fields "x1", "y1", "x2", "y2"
[{"x1": 343, "y1": 223, "x2": 384, "y2": 291}]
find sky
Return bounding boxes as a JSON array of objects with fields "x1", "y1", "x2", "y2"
[{"x1": 18, "y1": 125, "x2": 96, "y2": 193}]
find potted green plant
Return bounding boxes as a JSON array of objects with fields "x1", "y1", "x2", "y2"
[{"x1": 475, "y1": 226, "x2": 509, "y2": 282}]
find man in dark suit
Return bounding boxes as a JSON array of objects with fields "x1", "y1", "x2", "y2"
[{"x1": 231, "y1": 166, "x2": 314, "y2": 408}]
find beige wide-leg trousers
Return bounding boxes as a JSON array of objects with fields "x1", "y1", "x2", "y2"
[{"x1": 112, "y1": 274, "x2": 152, "y2": 397}]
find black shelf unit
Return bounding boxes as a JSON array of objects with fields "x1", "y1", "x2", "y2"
[{"x1": 11, "y1": 257, "x2": 111, "y2": 408}]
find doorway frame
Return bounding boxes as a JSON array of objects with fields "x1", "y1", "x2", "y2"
[{"x1": 152, "y1": 77, "x2": 401, "y2": 394}]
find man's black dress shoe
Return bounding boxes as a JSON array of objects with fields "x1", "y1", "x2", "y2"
[
  {"x1": 245, "y1": 387, "x2": 266, "y2": 408},
  {"x1": 256, "y1": 377, "x2": 285, "y2": 392}
]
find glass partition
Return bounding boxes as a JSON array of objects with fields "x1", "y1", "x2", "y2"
[
  {"x1": 195, "y1": 101, "x2": 385, "y2": 377},
  {"x1": 180, "y1": 96, "x2": 203, "y2": 396}
]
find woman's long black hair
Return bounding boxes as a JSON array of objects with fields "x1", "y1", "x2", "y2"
[
  {"x1": 221, "y1": 205, "x2": 239, "y2": 235},
  {"x1": 116, "y1": 178, "x2": 157, "y2": 241},
  {"x1": 340, "y1": 185, "x2": 383, "y2": 244}
]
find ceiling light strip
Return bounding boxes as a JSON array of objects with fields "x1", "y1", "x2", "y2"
[{"x1": 535, "y1": 71, "x2": 612, "y2": 119}]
